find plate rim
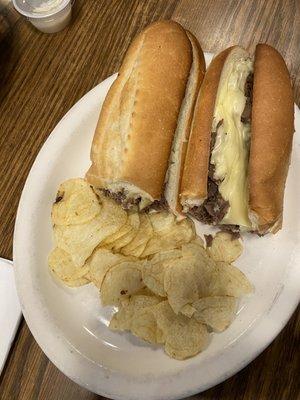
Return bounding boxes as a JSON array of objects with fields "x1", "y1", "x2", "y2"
[{"x1": 13, "y1": 61, "x2": 300, "y2": 399}]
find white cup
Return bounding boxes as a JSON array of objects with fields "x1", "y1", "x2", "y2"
[{"x1": 12, "y1": 0, "x2": 73, "y2": 34}]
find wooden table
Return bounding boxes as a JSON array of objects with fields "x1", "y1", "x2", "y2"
[{"x1": 0, "y1": 1, "x2": 299, "y2": 399}]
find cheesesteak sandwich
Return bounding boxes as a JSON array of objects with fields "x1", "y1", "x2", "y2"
[
  {"x1": 86, "y1": 20, "x2": 205, "y2": 211},
  {"x1": 180, "y1": 44, "x2": 294, "y2": 234}
]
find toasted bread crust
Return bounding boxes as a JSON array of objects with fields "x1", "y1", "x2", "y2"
[
  {"x1": 180, "y1": 47, "x2": 235, "y2": 204},
  {"x1": 166, "y1": 30, "x2": 206, "y2": 216},
  {"x1": 249, "y1": 44, "x2": 294, "y2": 233},
  {"x1": 86, "y1": 20, "x2": 193, "y2": 200}
]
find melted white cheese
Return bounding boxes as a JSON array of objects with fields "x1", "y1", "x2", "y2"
[{"x1": 211, "y1": 52, "x2": 253, "y2": 227}]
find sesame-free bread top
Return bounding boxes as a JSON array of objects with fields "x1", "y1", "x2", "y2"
[
  {"x1": 249, "y1": 44, "x2": 294, "y2": 233},
  {"x1": 86, "y1": 20, "x2": 193, "y2": 204}
]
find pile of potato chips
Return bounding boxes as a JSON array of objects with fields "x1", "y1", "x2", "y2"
[{"x1": 49, "y1": 178, "x2": 253, "y2": 360}]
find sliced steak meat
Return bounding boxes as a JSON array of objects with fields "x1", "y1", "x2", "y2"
[
  {"x1": 241, "y1": 72, "x2": 253, "y2": 124},
  {"x1": 219, "y1": 224, "x2": 241, "y2": 239},
  {"x1": 189, "y1": 176, "x2": 229, "y2": 225},
  {"x1": 244, "y1": 72, "x2": 253, "y2": 99},
  {"x1": 189, "y1": 119, "x2": 230, "y2": 225},
  {"x1": 210, "y1": 131, "x2": 217, "y2": 153},
  {"x1": 101, "y1": 187, "x2": 167, "y2": 212},
  {"x1": 144, "y1": 196, "x2": 168, "y2": 213},
  {"x1": 101, "y1": 188, "x2": 141, "y2": 209},
  {"x1": 204, "y1": 234, "x2": 213, "y2": 247}
]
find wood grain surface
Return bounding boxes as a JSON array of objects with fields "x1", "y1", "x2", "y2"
[{"x1": 0, "y1": 1, "x2": 299, "y2": 399}]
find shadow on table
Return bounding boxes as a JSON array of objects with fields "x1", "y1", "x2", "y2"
[{"x1": 0, "y1": 10, "x2": 15, "y2": 106}]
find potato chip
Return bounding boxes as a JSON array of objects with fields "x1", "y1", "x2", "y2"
[
  {"x1": 209, "y1": 262, "x2": 253, "y2": 297},
  {"x1": 102, "y1": 220, "x2": 131, "y2": 245},
  {"x1": 103, "y1": 212, "x2": 140, "y2": 248},
  {"x1": 208, "y1": 232, "x2": 243, "y2": 263},
  {"x1": 49, "y1": 176, "x2": 254, "y2": 360},
  {"x1": 164, "y1": 318, "x2": 209, "y2": 360},
  {"x1": 51, "y1": 179, "x2": 101, "y2": 226},
  {"x1": 141, "y1": 250, "x2": 181, "y2": 297},
  {"x1": 48, "y1": 247, "x2": 89, "y2": 282},
  {"x1": 62, "y1": 276, "x2": 90, "y2": 287},
  {"x1": 122, "y1": 213, "x2": 153, "y2": 257},
  {"x1": 149, "y1": 212, "x2": 194, "y2": 236},
  {"x1": 142, "y1": 260, "x2": 167, "y2": 297},
  {"x1": 148, "y1": 212, "x2": 175, "y2": 233},
  {"x1": 180, "y1": 304, "x2": 197, "y2": 318},
  {"x1": 181, "y1": 238, "x2": 207, "y2": 258},
  {"x1": 163, "y1": 258, "x2": 200, "y2": 314},
  {"x1": 123, "y1": 243, "x2": 145, "y2": 258},
  {"x1": 107, "y1": 229, "x2": 135, "y2": 251},
  {"x1": 110, "y1": 299, "x2": 132, "y2": 331},
  {"x1": 164, "y1": 254, "x2": 214, "y2": 314},
  {"x1": 127, "y1": 211, "x2": 141, "y2": 230},
  {"x1": 86, "y1": 248, "x2": 127, "y2": 288},
  {"x1": 111, "y1": 298, "x2": 210, "y2": 359},
  {"x1": 181, "y1": 240, "x2": 214, "y2": 267},
  {"x1": 142, "y1": 217, "x2": 195, "y2": 257},
  {"x1": 153, "y1": 301, "x2": 209, "y2": 360},
  {"x1": 192, "y1": 296, "x2": 237, "y2": 332},
  {"x1": 100, "y1": 261, "x2": 145, "y2": 306},
  {"x1": 110, "y1": 294, "x2": 160, "y2": 332},
  {"x1": 149, "y1": 248, "x2": 183, "y2": 264},
  {"x1": 131, "y1": 307, "x2": 158, "y2": 343},
  {"x1": 109, "y1": 212, "x2": 140, "y2": 251},
  {"x1": 84, "y1": 271, "x2": 92, "y2": 282},
  {"x1": 54, "y1": 195, "x2": 127, "y2": 267},
  {"x1": 134, "y1": 287, "x2": 156, "y2": 297}
]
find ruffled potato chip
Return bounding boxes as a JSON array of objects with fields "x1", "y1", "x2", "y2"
[
  {"x1": 109, "y1": 212, "x2": 140, "y2": 251},
  {"x1": 142, "y1": 261, "x2": 167, "y2": 297},
  {"x1": 124, "y1": 243, "x2": 145, "y2": 258},
  {"x1": 48, "y1": 247, "x2": 90, "y2": 286},
  {"x1": 142, "y1": 249, "x2": 183, "y2": 297},
  {"x1": 164, "y1": 254, "x2": 215, "y2": 314},
  {"x1": 54, "y1": 195, "x2": 127, "y2": 267},
  {"x1": 181, "y1": 238, "x2": 208, "y2": 258},
  {"x1": 100, "y1": 261, "x2": 145, "y2": 306},
  {"x1": 149, "y1": 248, "x2": 183, "y2": 264},
  {"x1": 153, "y1": 301, "x2": 209, "y2": 360},
  {"x1": 192, "y1": 296, "x2": 237, "y2": 332},
  {"x1": 209, "y1": 262, "x2": 253, "y2": 297},
  {"x1": 148, "y1": 212, "x2": 175, "y2": 233},
  {"x1": 49, "y1": 178, "x2": 254, "y2": 360},
  {"x1": 208, "y1": 232, "x2": 243, "y2": 263},
  {"x1": 164, "y1": 318, "x2": 209, "y2": 360},
  {"x1": 122, "y1": 213, "x2": 153, "y2": 257},
  {"x1": 110, "y1": 294, "x2": 160, "y2": 332},
  {"x1": 180, "y1": 304, "x2": 197, "y2": 318},
  {"x1": 62, "y1": 276, "x2": 90, "y2": 287},
  {"x1": 111, "y1": 298, "x2": 209, "y2": 359},
  {"x1": 108, "y1": 229, "x2": 136, "y2": 251},
  {"x1": 86, "y1": 248, "x2": 127, "y2": 288},
  {"x1": 164, "y1": 258, "x2": 200, "y2": 314},
  {"x1": 142, "y1": 216, "x2": 195, "y2": 257},
  {"x1": 131, "y1": 307, "x2": 159, "y2": 343},
  {"x1": 127, "y1": 211, "x2": 140, "y2": 230},
  {"x1": 102, "y1": 219, "x2": 132, "y2": 245},
  {"x1": 51, "y1": 179, "x2": 101, "y2": 226}
]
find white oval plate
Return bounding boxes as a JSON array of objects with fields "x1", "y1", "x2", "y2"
[{"x1": 14, "y1": 53, "x2": 300, "y2": 400}]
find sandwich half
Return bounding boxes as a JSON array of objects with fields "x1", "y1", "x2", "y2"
[
  {"x1": 86, "y1": 20, "x2": 205, "y2": 211},
  {"x1": 180, "y1": 44, "x2": 294, "y2": 234}
]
